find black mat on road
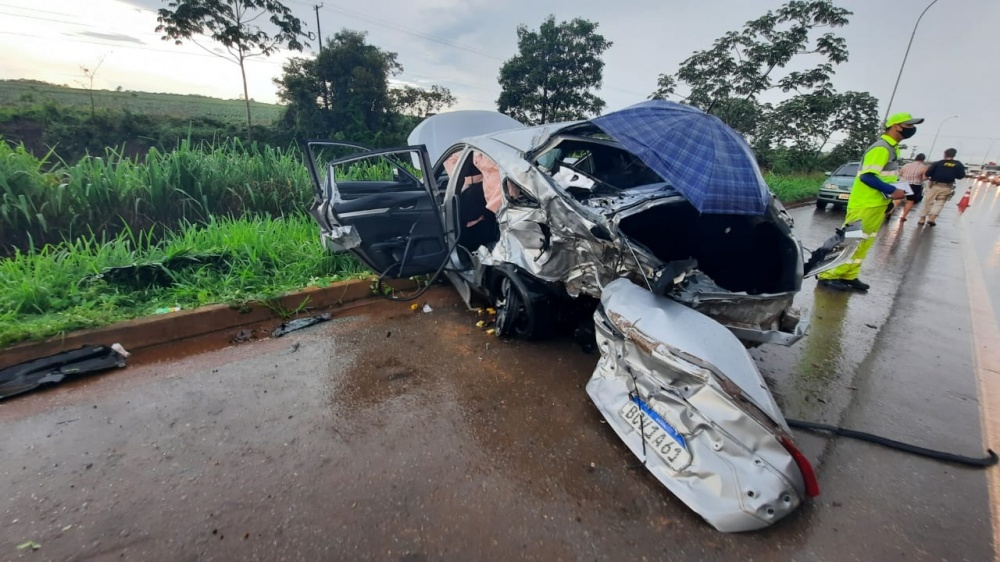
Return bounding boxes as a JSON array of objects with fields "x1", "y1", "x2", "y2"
[{"x1": 0, "y1": 345, "x2": 126, "y2": 400}]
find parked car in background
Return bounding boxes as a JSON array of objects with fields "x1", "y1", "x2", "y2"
[{"x1": 815, "y1": 161, "x2": 860, "y2": 210}]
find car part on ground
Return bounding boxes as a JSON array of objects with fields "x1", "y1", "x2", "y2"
[
  {"x1": 586, "y1": 278, "x2": 816, "y2": 532},
  {"x1": 0, "y1": 345, "x2": 128, "y2": 400},
  {"x1": 271, "y1": 313, "x2": 333, "y2": 338},
  {"x1": 786, "y1": 419, "x2": 998, "y2": 468}
]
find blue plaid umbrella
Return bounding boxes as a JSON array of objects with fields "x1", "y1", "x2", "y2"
[{"x1": 592, "y1": 100, "x2": 771, "y2": 215}]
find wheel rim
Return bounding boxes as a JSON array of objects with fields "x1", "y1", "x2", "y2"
[{"x1": 495, "y1": 275, "x2": 532, "y2": 337}]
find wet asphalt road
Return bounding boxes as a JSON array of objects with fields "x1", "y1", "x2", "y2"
[{"x1": 1, "y1": 180, "x2": 998, "y2": 561}]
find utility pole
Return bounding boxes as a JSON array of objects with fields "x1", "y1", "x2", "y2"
[
  {"x1": 313, "y1": 4, "x2": 324, "y2": 53},
  {"x1": 313, "y1": 3, "x2": 330, "y2": 111}
]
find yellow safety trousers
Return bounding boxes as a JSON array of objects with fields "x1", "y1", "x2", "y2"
[{"x1": 817, "y1": 204, "x2": 887, "y2": 281}]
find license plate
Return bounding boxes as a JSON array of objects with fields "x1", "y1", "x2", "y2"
[
  {"x1": 619, "y1": 398, "x2": 692, "y2": 471},
  {"x1": 837, "y1": 193, "x2": 850, "y2": 200}
]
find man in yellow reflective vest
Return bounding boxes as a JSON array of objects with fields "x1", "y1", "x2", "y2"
[{"x1": 818, "y1": 112, "x2": 923, "y2": 292}]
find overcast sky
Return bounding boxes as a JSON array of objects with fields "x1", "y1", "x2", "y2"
[{"x1": 1, "y1": 0, "x2": 998, "y2": 162}]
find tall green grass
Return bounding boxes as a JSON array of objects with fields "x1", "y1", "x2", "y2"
[
  {"x1": 0, "y1": 215, "x2": 369, "y2": 347},
  {"x1": 0, "y1": 137, "x2": 314, "y2": 251}
]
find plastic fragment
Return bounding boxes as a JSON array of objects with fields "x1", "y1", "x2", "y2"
[
  {"x1": 485, "y1": 328, "x2": 496, "y2": 335},
  {"x1": 271, "y1": 313, "x2": 332, "y2": 338},
  {"x1": 17, "y1": 541, "x2": 41, "y2": 551},
  {"x1": 422, "y1": 304, "x2": 433, "y2": 313},
  {"x1": 154, "y1": 306, "x2": 181, "y2": 314},
  {"x1": 476, "y1": 320, "x2": 486, "y2": 328},
  {"x1": 110, "y1": 343, "x2": 130, "y2": 358},
  {"x1": 486, "y1": 307, "x2": 496, "y2": 315},
  {"x1": 410, "y1": 303, "x2": 420, "y2": 311}
]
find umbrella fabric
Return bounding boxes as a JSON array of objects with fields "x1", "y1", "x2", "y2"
[{"x1": 592, "y1": 100, "x2": 771, "y2": 215}]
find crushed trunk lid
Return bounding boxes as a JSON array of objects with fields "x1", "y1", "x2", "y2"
[{"x1": 586, "y1": 278, "x2": 814, "y2": 532}]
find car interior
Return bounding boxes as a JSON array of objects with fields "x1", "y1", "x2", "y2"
[
  {"x1": 618, "y1": 203, "x2": 800, "y2": 295},
  {"x1": 450, "y1": 151, "x2": 502, "y2": 259}
]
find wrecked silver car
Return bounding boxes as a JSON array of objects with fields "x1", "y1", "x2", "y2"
[{"x1": 304, "y1": 101, "x2": 860, "y2": 532}]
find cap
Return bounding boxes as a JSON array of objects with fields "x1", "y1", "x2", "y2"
[{"x1": 886, "y1": 112, "x2": 924, "y2": 128}]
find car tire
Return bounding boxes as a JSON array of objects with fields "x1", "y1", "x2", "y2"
[
  {"x1": 493, "y1": 268, "x2": 554, "y2": 340},
  {"x1": 815, "y1": 200, "x2": 827, "y2": 210}
]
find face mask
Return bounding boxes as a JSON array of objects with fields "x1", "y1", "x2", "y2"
[{"x1": 900, "y1": 126, "x2": 917, "y2": 139}]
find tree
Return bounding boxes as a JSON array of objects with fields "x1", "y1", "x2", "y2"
[
  {"x1": 652, "y1": 1, "x2": 851, "y2": 136},
  {"x1": 156, "y1": 0, "x2": 308, "y2": 140},
  {"x1": 76, "y1": 54, "x2": 108, "y2": 120},
  {"x1": 754, "y1": 91, "x2": 879, "y2": 172},
  {"x1": 275, "y1": 30, "x2": 455, "y2": 145},
  {"x1": 389, "y1": 85, "x2": 456, "y2": 118},
  {"x1": 497, "y1": 15, "x2": 612, "y2": 125},
  {"x1": 650, "y1": 1, "x2": 878, "y2": 172}
]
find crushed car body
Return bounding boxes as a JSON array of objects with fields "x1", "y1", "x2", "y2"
[
  {"x1": 304, "y1": 100, "x2": 861, "y2": 531},
  {"x1": 588, "y1": 278, "x2": 819, "y2": 532}
]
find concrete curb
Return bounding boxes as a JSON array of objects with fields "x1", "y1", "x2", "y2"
[
  {"x1": 783, "y1": 197, "x2": 818, "y2": 210},
  {"x1": 0, "y1": 277, "x2": 416, "y2": 369}
]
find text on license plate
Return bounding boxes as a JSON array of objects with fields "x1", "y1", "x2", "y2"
[
  {"x1": 837, "y1": 193, "x2": 850, "y2": 200},
  {"x1": 618, "y1": 398, "x2": 693, "y2": 471}
]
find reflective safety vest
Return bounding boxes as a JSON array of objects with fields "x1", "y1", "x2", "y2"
[{"x1": 848, "y1": 134, "x2": 900, "y2": 210}]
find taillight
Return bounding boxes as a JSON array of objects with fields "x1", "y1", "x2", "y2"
[{"x1": 780, "y1": 436, "x2": 820, "y2": 498}]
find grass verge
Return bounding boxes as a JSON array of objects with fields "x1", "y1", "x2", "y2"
[
  {"x1": 0, "y1": 214, "x2": 369, "y2": 347},
  {"x1": 766, "y1": 172, "x2": 825, "y2": 203}
]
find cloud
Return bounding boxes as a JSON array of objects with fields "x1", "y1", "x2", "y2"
[{"x1": 76, "y1": 31, "x2": 145, "y2": 45}]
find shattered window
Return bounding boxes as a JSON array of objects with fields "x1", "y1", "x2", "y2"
[{"x1": 537, "y1": 139, "x2": 664, "y2": 192}]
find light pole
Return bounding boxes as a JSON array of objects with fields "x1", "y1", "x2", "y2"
[
  {"x1": 981, "y1": 139, "x2": 996, "y2": 167},
  {"x1": 927, "y1": 115, "x2": 958, "y2": 160},
  {"x1": 883, "y1": 0, "x2": 940, "y2": 125}
]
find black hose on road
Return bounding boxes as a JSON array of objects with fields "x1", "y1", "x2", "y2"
[{"x1": 786, "y1": 418, "x2": 999, "y2": 468}]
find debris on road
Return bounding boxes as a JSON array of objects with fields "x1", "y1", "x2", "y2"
[
  {"x1": 271, "y1": 313, "x2": 332, "y2": 338},
  {"x1": 16, "y1": 540, "x2": 41, "y2": 551},
  {"x1": 111, "y1": 343, "x2": 131, "y2": 358},
  {"x1": 0, "y1": 345, "x2": 127, "y2": 401},
  {"x1": 422, "y1": 304, "x2": 433, "y2": 313},
  {"x1": 231, "y1": 329, "x2": 255, "y2": 344}
]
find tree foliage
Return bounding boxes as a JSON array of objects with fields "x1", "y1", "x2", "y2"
[
  {"x1": 757, "y1": 90, "x2": 879, "y2": 171},
  {"x1": 664, "y1": 0, "x2": 851, "y2": 111},
  {"x1": 275, "y1": 30, "x2": 455, "y2": 146},
  {"x1": 497, "y1": 15, "x2": 612, "y2": 125},
  {"x1": 651, "y1": 0, "x2": 874, "y2": 172},
  {"x1": 389, "y1": 85, "x2": 457, "y2": 118},
  {"x1": 156, "y1": 0, "x2": 307, "y2": 140}
]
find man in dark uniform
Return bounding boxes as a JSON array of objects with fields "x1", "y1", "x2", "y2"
[{"x1": 917, "y1": 148, "x2": 966, "y2": 226}]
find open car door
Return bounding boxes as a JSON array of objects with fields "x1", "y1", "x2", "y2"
[{"x1": 306, "y1": 143, "x2": 449, "y2": 278}]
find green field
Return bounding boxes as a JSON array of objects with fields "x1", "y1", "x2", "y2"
[{"x1": 0, "y1": 80, "x2": 284, "y2": 125}]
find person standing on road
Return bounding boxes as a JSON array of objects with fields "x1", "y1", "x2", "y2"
[
  {"x1": 896, "y1": 153, "x2": 928, "y2": 222},
  {"x1": 917, "y1": 148, "x2": 966, "y2": 226},
  {"x1": 817, "y1": 112, "x2": 922, "y2": 292}
]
